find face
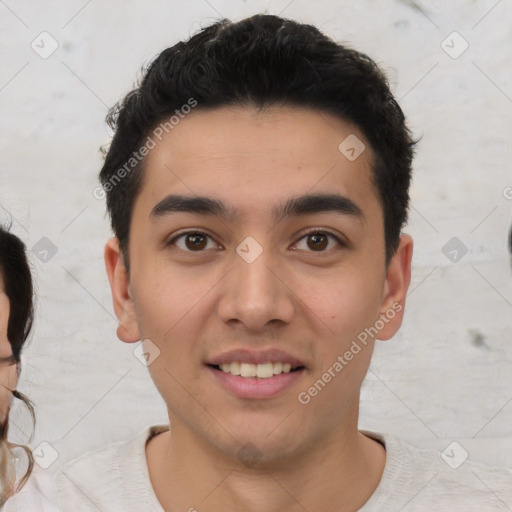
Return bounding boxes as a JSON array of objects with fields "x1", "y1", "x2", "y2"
[
  {"x1": 0, "y1": 274, "x2": 17, "y2": 425},
  {"x1": 106, "y1": 105, "x2": 412, "y2": 463}
]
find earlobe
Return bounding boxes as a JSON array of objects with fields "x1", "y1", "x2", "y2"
[
  {"x1": 104, "y1": 238, "x2": 141, "y2": 343},
  {"x1": 377, "y1": 234, "x2": 413, "y2": 341}
]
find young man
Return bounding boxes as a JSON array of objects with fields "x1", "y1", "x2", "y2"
[{"x1": 8, "y1": 13, "x2": 512, "y2": 512}]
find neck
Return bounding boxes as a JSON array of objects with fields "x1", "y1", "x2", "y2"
[{"x1": 146, "y1": 411, "x2": 385, "y2": 512}]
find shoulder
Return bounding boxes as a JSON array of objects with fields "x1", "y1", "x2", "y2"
[
  {"x1": 55, "y1": 425, "x2": 167, "y2": 512},
  {"x1": 361, "y1": 431, "x2": 512, "y2": 511}
]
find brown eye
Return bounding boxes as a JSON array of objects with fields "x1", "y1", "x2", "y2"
[
  {"x1": 294, "y1": 231, "x2": 343, "y2": 252},
  {"x1": 184, "y1": 233, "x2": 207, "y2": 250},
  {"x1": 169, "y1": 231, "x2": 218, "y2": 252},
  {"x1": 307, "y1": 233, "x2": 329, "y2": 251}
]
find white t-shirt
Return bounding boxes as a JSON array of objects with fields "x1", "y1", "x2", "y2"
[{"x1": 5, "y1": 425, "x2": 512, "y2": 511}]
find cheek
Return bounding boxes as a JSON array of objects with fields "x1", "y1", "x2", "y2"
[
  {"x1": 132, "y1": 264, "x2": 214, "y2": 338},
  {"x1": 0, "y1": 366, "x2": 16, "y2": 424},
  {"x1": 295, "y1": 275, "x2": 380, "y2": 418},
  {"x1": 297, "y1": 269, "x2": 383, "y2": 344},
  {"x1": 131, "y1": 266, "x2": 222, "y2": 382}
]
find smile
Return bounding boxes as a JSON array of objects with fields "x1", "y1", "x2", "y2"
[
  {"x1": 205, "y1": 348, "x2": 307, "y2": 399},
  {"x1": 214, "y1": 361, "x2": 301, "y2": 379},
  {"x1": 207, "y1": 365, "x2": 306, "y2": 399}
]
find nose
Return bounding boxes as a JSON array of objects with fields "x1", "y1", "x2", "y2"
[{"x1": 217, "y1": 245, "x2": 295, "y2": 333}]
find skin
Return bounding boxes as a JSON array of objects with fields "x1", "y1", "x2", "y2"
[
  {"x1": 105, "y1": 105, "x2": 413, "y2": 511},
  {"x1": 0, "y1": 274, "x2": 17, "y2": 426}
]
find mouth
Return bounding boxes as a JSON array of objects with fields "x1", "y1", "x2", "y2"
[
  {"x1": 207, "y1": 362, "x2": 305, "y2": 379},
  {"x1": 205, "y1": 349, "x2": 307, "y2": 399}
]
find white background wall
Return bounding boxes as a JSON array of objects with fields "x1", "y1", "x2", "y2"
[{"x1": 1, "y1": 0, "x2": 511, "y2": 478}]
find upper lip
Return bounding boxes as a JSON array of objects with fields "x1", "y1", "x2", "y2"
[{"x1": 206, "y1": 348, "x2": 306, "y2": 368}]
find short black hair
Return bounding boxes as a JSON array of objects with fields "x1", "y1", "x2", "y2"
[
  {"x1": 100, "y1": 14, "x2": 416, "y2": 266},
  {"x1": 0, "y1": 226, "x2": 34, "y2": 362}
]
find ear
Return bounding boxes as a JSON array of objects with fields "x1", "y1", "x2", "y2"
[
  {"x1": 377, "y1": 234, "x2": 413, "y2": 341},
  {"x1": 104, "y1": 237, "x2": 141, "y2": 343}
]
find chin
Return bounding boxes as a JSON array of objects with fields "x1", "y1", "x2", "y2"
[{"x1": 207, "y1": 414, "x2": 311, "y2": 467}]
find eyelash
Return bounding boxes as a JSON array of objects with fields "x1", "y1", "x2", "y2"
[{"x1": 166, "y1": 228, "x2": 346, "y2": 253}]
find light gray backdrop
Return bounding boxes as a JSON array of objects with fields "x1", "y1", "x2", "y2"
[{"x1": 1, "y1": 0, "x2": 511, "y2": 477}]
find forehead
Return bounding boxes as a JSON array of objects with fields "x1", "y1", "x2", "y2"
[{"x1": 134, "y1": 105, "x2": 380, "y2": 221}]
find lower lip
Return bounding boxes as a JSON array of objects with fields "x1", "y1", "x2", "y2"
[{"x1": 206, "y1": 366, "x2": 305, "y2": 399}]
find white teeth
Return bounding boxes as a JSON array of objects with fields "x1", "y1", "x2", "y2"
[
  {"x1": 230, "y1": 361, "x2": 241, "y2": 376},
  {"x1": 217, "y1": 362, "x2": 298, "y2": 378},
  {"x1": 240, "y1": 363, "x2": 257, "y2": 377},
  {"x1": 256, "y1": 362, "x2": 274, "y2": 379}
]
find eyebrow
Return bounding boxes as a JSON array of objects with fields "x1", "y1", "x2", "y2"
[{"x1": 150, "y1": 193, "x2": 364, "y2": 223}]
